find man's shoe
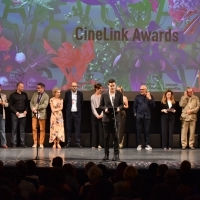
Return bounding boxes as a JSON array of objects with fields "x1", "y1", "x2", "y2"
[
  {"x1": 145, "y1": 145, "x2": 152, "y2": 150},
  {"x1": 32, "y1": 144, "x2": 37, "y2": 148},
  {"x1": 76, "y1": 144, "x2": 82, "y2": 148},
  {"x1": 190, "y1": 146, "x2": 195, "y2": 150},
  {"x1": 2, "y1": 145, "x2": 8, "y2": 148},
  {"x1": 182, "y1": 147, "x2": 186, "y2": 150},
  {"x1": 137, "y1": 145, "x2": 142, "y2": 150},
  {"x1": 112, "y1": 154, "x2": 120, "y2": 161},
  {"x1": 103, "y1": 154, "x2": 109, "y2": 161},
  {"x1": 20, "y1": 144, "x2": 27, "y2": 148},
  {"x1": 64, "y1": 143, "x2": 70, "y2": 148},
  {"x1": 11, "y1": 144, "x2": 16, "y2": 148}
]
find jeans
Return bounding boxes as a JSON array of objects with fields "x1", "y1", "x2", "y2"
[
  {"x1": 0, "y1": 114, "x2": 6, "y2": 146},
  {"x1": 11, "y1": 113, "x2": 26, "y2": 145},
  {"x1": 136, "y1": 117, "x2": 150, "y2": 145}
]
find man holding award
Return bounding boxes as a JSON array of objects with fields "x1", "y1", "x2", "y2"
[
  {"x1": 30, "y1": 83, "x2": 49, "y2": 148},
  {"x1": 99, "y1": 79, "x2": 123, "y2": 161},
  {"x1": 9, "y1": 82, "x2": 28, "y2": 148}
]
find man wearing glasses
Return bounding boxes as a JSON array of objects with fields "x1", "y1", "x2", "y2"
[
  {"x1": 133, "y1": 85, "x2": 155, "y2": 150},
  {"x1": 179, "y1": 87, "x2": 200, "y2": 150},
  {"x1": 30, "y1": 83, "x2": 49, "y2": 148},
  {"x1": 64, "y1": 82, "x2": 83, "y2": 148}
]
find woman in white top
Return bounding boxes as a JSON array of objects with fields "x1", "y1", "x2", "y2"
[
  {"x1": 91, "y1": 83, "x2": 104, "y2": 149},
  {"x1": 116, "y1": 86, "x2": 128, "y2": 148}
]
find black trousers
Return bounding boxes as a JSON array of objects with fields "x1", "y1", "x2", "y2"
[
  {"x1": 119, "y1": 110, "x2": 126, "y2": 144},
  {"x1": 136, "y1": 117, "x2": 150, "y2": 146},
  {"x1": 11, "y1": 113, "x2": 26, "y2": 145},
  {"x1": 161, "y1": 118, "x2": 175, "y2": 148},
  {"x1": 103, "y1": 120, "x2": 120, "y2": 155},
  {"x1": 66, "y1": 112, "x2": 81, "y2": 145},
  {"x1": 91, "y1": 113, "x2": 104, "y2": 147}
]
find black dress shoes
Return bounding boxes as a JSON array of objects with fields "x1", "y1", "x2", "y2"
[
  {"x1": 112, "y1": 154, "x2": 120, "y2": 161},
  {"x1": 103, "y1": 154, "x2": 109, "y2": 161},
  {"x1": 11, "y1": 144, "x2": 16, "y2": 148},
  {"x1": 76, "y1": 144, "x2": 82, "y2": 148},
  {"x1": 20, "y1": 144, "x2": 27, "y2": 148},
  {"x1": 64, "y1": 143, "x2": 70, "y2": 148}
]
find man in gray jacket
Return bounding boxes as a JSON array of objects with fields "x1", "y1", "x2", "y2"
[
  {"x1": 179, "y1": 87, "x2": 200, "y2": 150},
  {"x1": 0, "y1": 85, "x2": 9, "y2": 148},
  {"x1": 30, "y1": 83, "x2": 49, "y2": 148}
]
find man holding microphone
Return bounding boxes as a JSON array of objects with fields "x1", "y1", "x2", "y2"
[
  {"x1": 133, "y1": 85, "x2": 155, "y2": 150},
  {"x1": 99, "y1": 79, "x2": 123, "y2": 161}
]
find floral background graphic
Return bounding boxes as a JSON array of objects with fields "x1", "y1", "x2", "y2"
[{"x1": 0, "y1": 0, "x2": 200, "y2": 91}]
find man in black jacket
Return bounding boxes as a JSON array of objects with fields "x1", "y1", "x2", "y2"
[
  {"x1": 99, "y1": 79, "x2": 123, "y2": 161},
  {"x1": 133, "y1": 85, "x2": 155, "y2": 151},
  {"x1": 64, "y1": 82, "x2": 83, "y2": 148}
]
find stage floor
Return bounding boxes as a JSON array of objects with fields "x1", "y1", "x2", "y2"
[{"x1": 1, "y1": 148, "x2": 200, "y2": 169}]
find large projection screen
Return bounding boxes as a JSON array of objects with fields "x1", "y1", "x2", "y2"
[{"x1": 0, "y1": 0, "x2": 200, "y2": 100}]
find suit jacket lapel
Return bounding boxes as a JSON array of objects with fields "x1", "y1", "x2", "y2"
[{"x1": 106, "y1": 91, "x2": 113, "y2": 107}]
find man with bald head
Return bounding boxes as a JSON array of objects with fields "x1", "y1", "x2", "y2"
[
  {"x1": 64, "y1": 82, "x2": 83, "y2": 148},
  {"x1": 133, "y1": 85, "x2": 155, "y2": 150},
  {"x1": 179, "y1": 87, "x2": 199, "y2": 150}
]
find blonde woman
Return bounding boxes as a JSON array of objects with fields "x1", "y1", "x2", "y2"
[
  {"x1": 49, "y1": 88, "x2": 65, "y2": 148},
  {"x1": 161, "y1": 90, "x2": 176, "y2": 150},
  {"x1": 117, "y1": 86, "x2": 128, "y2": 148}
]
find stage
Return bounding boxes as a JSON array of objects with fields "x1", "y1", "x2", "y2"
[{"x1": 1, "y1": 148, "x2": 200, "y2": 169}]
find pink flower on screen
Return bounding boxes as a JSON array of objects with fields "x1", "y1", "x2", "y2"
[
  {"x1": 0, "y1": 36, "x2": 12, "y2": 51},
  {"x1": 43, "y1": 39, "x2": 95, "y2": 90}
]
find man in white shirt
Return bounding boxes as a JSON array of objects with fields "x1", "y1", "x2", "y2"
[{"x1": 64, "y1": 82, "x2": 83, "y2": 148}]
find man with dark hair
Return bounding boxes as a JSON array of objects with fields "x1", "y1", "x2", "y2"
[
  {"x1": 9, "y1": 82, "x2": 28, "y2": 148},
  {"x1": 0, "y1": 85, "x2": 9, "y2": 148},
  {"x1": 52, "y1": 156, "x2": 63, "y2": 168},
  {"x1": 30, "y1": 83, "x2": 49, "y2": 148},
  {"x1": 64, "y1": 81, "x2": 83, "y2": 148},
  {"x1": 99, "y1": 79, "x2": 123, "y2": 161}
]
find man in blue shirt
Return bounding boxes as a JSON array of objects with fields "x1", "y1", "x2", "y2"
[{"x1": 133, "y1": 85, "x2": 155, "y2": 150}]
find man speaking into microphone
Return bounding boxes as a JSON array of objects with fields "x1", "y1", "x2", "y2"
[
  {"x1": 133, "y1": 85, "x2": 155, "y2": 151},
  {"x1": 99, "y1": 79, "x2": 123, "y2": 161},
  {"x1": 30, "y1": 83, "x2": 49, "y2": 148}
]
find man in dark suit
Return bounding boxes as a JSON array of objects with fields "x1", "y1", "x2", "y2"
[
  {"x1": 99, "y1": 79, "x2": 123, "y2": 161},
  {"x1": 64, "y1": 82, "x2": 83, "y2": 148}
]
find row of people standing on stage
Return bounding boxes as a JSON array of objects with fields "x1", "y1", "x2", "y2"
[
  {"x1": 0, "y1": 82, "x2": 199, "y2": 153},
  {"x1": 0, "y1": 82, "x2": 83, "y2": 149},
  {"x1": 134, "y1": 86, "x2": 199, "y2": 151}
]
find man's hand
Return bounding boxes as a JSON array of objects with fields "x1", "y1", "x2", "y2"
[
  {"x1": 16, "y1": 112, "x2": 20, "y2": 117},
  {"x1": 0, "y1": 101, "x2": 5, "y2": 106},
  {"x1": 146, "y1": 92, "x2": 151, "y2": 100},
  {"x1": 23, "y1": 111, "x2": 27, "y2": 115},
  {"x1": 117, "y1": 107, "x2": 120, "y2": 112},
  {"x1": 184, "y1": 91, "x2": 188, "y2": 97},
  {"x1": 187, "y1": 110, "x2": 192, "y2": 115},
  {"x1": 105, "y1": 108, "x2": 109, "y2": 113}
]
